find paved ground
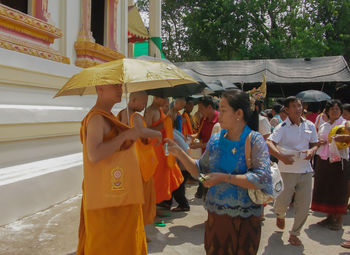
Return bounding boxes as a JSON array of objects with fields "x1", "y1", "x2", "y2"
[{"x1": 1, "y1": 184, "x2": 350, "y2": 255}]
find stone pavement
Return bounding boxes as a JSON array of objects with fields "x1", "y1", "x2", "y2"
[{"x1": 1, "y1": 184, "x2": 350, "y2": 255}]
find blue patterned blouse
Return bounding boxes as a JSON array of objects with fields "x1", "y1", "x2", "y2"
[{"x1": 197, "y1": 125, "x2": 273, "y2": 218}]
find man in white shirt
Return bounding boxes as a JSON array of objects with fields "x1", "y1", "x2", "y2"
[
  {"x1": 259, "y1": 114, "x2": 271, "y2": 140},
  {"x1": 255, "y1": 100, "x2": 271, "y2": 140},
  {"x1": 267, "y1": 96, "x2": 319, "y2": 246}
]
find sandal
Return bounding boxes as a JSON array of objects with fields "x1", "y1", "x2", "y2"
[
  {"x1": 288, "y1": 235, "x2": 302, "y2": 246},
  {"x1": 328, "y1": 222, "x2": 342, "y2": 231},
  {"x1": 153, "y1": 220, "x2": 166, "y2": 227},
  {"x1": 341, "y1": 241, "x2": 350, "y2": 249},
  {"x1": 171, "y1": 206, "x2": 190, "y2": 212},
  {"x1": 276, "y1": 218, "x2": 285, "y2": 230},
  {"x1": 317, "y1": 218, "x2": 331, "y2": 227}
]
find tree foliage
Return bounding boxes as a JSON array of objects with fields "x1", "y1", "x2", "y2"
[{"x1": 136, "y1": 0, "x2": 350, "y2": 62}]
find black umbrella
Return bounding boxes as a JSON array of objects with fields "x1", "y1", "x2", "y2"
[
  {"x1": 203, "y1": 79, "x2": 239, "y2": 96},
  {"x1": 146, "y1": 82, "x2": 206, "y2": 98},
  {"x1": 296, "y1": 90, "x2": 331, "y2": 102}
]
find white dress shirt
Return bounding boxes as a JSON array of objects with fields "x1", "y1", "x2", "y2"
[{"x1": 268, "y1": 117, "x2": 318, "y2": 173}]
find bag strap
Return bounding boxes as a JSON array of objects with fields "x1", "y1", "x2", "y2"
[
  {"x1": 244, "y1": 132, "x2": 253, "y2": 169},
  {"x1": 80, "y1": 109, "x2": 129, "y2": 143}
]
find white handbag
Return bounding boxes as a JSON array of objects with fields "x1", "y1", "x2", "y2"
[{"x1": 245, "y1": 133, "x2": 284, "y2": 204}]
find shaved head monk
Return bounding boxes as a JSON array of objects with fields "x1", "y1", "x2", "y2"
[
  {"x1": 117, "y1": 91, "x2": 162, "y2": 241},
  {"x1": 144, "y1": 97, "x2": 184, "y2": 205},
  {"x1": 76, "y1": 84, "x2": 148, "y2": 255}
]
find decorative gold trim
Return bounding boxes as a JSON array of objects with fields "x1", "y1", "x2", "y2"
[
  {"x1": 75, "y1": 59, "x2": 101, "y2": 68},
  {"x1": 0, "y1": 122, "x2": 80, "y2": 142},
  {"x1": 74, "y1": 40, "x2": 124, "y2": 68},
  {"x1": 0, "y1": 4, "x2": 62, "y2": 43},
  {"x1": 0, "y1": 33, "x2": 70, "y2": 64},
  {"x1": 0, "y1": 64, "x2": 71, "y2": 90}
]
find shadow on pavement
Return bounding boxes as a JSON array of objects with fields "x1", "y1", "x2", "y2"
[
  {"x1": 260, "y1": 232, "x2": 306, "y2": 255},
  {"x1": 304, "y1": 223, "x2": 344, "y2": 246},
  {"x1": 147, "y1": 223, "x2": 204, "y2": 253}
]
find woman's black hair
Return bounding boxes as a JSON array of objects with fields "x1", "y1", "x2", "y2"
[
  {"x1": 198, "y1": 95, "x2": 216, "y2": 108},
  {"x1": 283, "y1": 96, "x2": 301, "y2": 108},
  {"x1": 222, "y1": 90, "x2": 258, "y2": 131},
  {"x1": 343, "y1": 103, "x2": 350, "y2": 112},
  {"x1": 324, "y1": 99, "x2": 343, "y2": 118},
  {"x1": 308, "y1": 102, "x2": 320, "y2": 113},
  {"x1": 272, "y1": 103, "x2": 283, "y2": 114},
  {"x1": 265, "y1": 109, "x2": 273, "y2": 120},
  {"x1": 255, "y1": 99, "x2": 264, "y2": 113}
]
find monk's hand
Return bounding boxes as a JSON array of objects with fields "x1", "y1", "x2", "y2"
[
  {"x1": 164, "y1": 138, "x2": 181, "y2": 156},
  {"x1": 154, "y1": 131, "x2": 162, "y2": 146},
  {"x1": 127, "y1": 127, "x2": 141, "y2": 141},
  {"x1": 202, "y1": 173, "x2": 225, "y2": 188}
]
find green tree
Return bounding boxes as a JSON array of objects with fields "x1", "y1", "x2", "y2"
[
  {"x1": 136, "y1": 0, "x2": 196, "y2": 61},
  {"x1": 136, "y1": 0, "x2": 350, "y2": 62}
]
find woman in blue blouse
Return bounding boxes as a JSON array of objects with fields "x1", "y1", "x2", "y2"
[{"x1": 166, "y1": 90, "x2": 273, "y2": 255}]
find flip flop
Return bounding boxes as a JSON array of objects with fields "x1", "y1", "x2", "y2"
[
  {"x1": 171, "y1": 206, "x2": 190, "y2": 212},
  {"x1": 276, "y1": 218, "x2": 285, "y2": 230},
  {"x1": 317, "y1": 218, "x2": 331, "y2": 227},
  {"x1": 341, "y1": 241, "x2": 350, "y2": 249},
  {"x1": 288, "y1": 235, "x2": 302, "y2": 246},
  {"x1": 153, "y1": 220, "x2": 166, "y2": 227},
  {"x1": 328, "y1": 222, "x2": 342, "y2": 231}
]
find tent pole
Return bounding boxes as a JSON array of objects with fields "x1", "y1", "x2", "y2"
[
  {"x1": 321, "y1": 82, "x2": 325, "y2": 91},
  {"x1": 279, "y1": 84, "x2": 285, "y2": 98}
]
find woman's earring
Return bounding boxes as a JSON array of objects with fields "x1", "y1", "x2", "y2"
[{"x1": 236, "y1": 118, "x2": 240, "y2": 121}]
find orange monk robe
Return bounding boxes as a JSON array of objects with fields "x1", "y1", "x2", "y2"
[
  {"x1": 77, "y1": 109, "x2": 147, "y2": 255},
  {"x1": 116, "y1": 111, "x2": 157, "y2": 225},
  {"x1": 182, "y1": 112, "x2": 193, "y2": 137},
  {"x1": 152, "y1": 108, "x2": 184, "y2": 203}
]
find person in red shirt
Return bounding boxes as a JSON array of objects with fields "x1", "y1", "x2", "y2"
[{"x1": 190, "y1": 96, "x2": 219, "y2": 198}]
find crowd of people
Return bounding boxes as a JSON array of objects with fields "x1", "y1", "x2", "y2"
[{"x1": 76, "y1": 84, "x2": 350, "y2": 255}]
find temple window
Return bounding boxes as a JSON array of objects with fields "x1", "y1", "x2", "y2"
[
  {"x1": 0, "y1": 0, "x2": 29, "y2": 14},
  {"x1": 91, "y1": 0, "x2": 105, "y2": 46},
  {"x1": 0, "y1": 2, "x2": 70, "y2": 64},
  {"x1": 74, "y1": 0, "x2": 124, "y2": 68}
]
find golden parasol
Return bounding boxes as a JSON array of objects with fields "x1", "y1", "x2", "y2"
[{"x1": 54, "y1": 58, "x2": 198, "y2": 98}]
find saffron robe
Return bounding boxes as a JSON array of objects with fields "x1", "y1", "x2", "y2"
[
  {"x1": 76, "y1": 109, "x2": 147, "y2": 255},
  {"x1": 152, "y1": 108, "x2": 184, "y2": 203},
  {"x1": 182, "y1": 112, "x2": 193, "y2": 137},
  {"x1": 117, "y1": 111, "x2": 157, "y2": 225}
]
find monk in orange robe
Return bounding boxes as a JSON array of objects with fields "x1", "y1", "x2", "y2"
[
  {"x1": 76, "y1": 84, "x2": 147, "y2": 255},
  {"x1": 182, "y1": 98, "x2": 195, "y2": 137},
  {"x1": 144, "y1": 97, "x2": 184, "y2": 204},
  {"x1": 117, "y1": 91, "x2": 162, "y2": 228}
]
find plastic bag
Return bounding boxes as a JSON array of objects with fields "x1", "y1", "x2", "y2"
[
  {"x1": 329, "y1": 138, "x2": 341, "y2": 163},
  {"x1": 248, "y1": 162, "x2": 284, "y2": 204}
]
